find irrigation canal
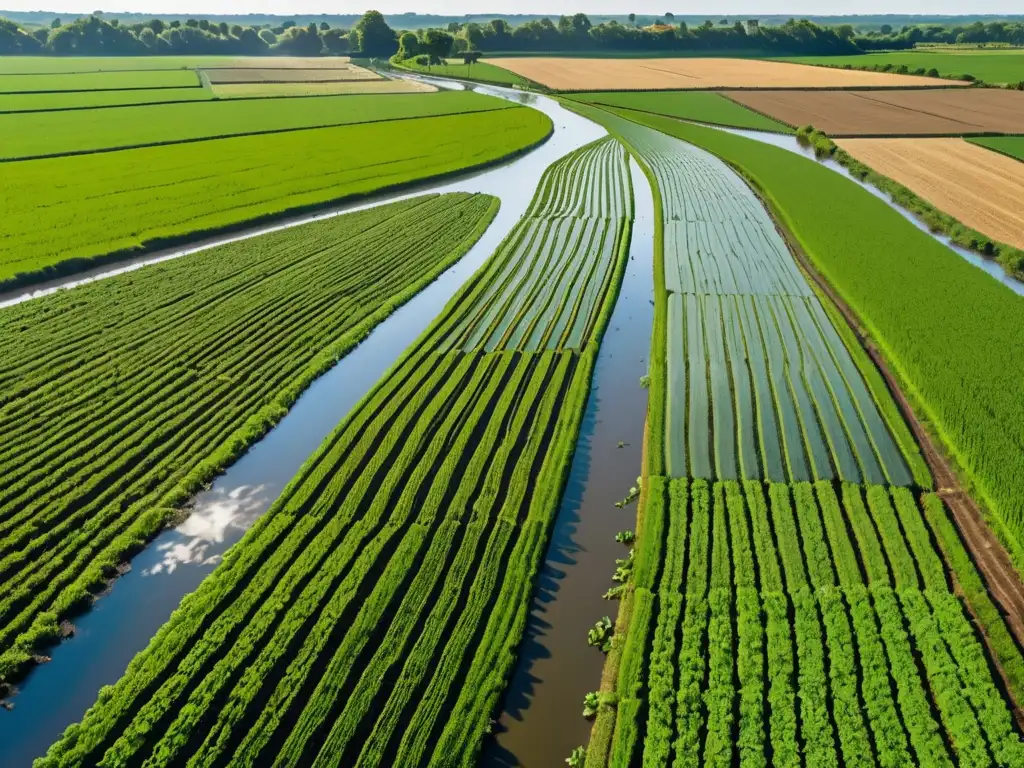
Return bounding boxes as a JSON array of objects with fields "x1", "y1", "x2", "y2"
[
  {"x1": 483, "y1": 157, "x2": 655, "y2": 767},
  {"x1": 0, "y1": 83, "x2": 610, "y2": 765}
]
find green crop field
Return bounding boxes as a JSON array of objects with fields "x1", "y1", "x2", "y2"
[
  {"x1": 0, "y1": 69, "x2": 201, "y2": 93},
  {"x1": 774, "y1": 50, "x2": 1024, "y2": 83},
  {"x1": 0, "y1": 86, "x2": 213, "y2": 112},
  {"x1": 569, "y1": 103, "x2": 1024, "y2": 768},
  {"x1": 0, "y1": 193, "x2": 499, "y2": 690},
  {"x1": 565, "y1": 91, "x2": 792, "y2": 133},
  {"x1": 0, "y1": 55, "x2": 247, "y2": 73},
  {"x1": 0, "y1": 106, "x2": 551, "y2": 289},
  {"x1": 37, "y1": 137, "x2": 632, "y2": 767},
  {"x1": 396, "y1": 57, "x2": 527, "y2": 86},
  {"x1": 0, "y1": 91, "x2": 515, "y2": 160},
  {"x1": 970, "y1": 135, "x2": 1024, "y2": 162}
]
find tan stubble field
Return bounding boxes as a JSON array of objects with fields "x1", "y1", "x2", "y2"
[
  {"x1": 836, "y1": 138, "x2": 1024, "y2": 249},
  {"x1": 487, "y1": 56, "x2": 967, "y2": 90}
]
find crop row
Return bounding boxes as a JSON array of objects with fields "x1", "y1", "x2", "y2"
[
  {"x1": 38, "y1": 138, "x2": 635, "y2": 764},
  {"x1": 439, "y1": 137, "x2": 633, "y2": 352},
  {"x1": 1, "y1": 106, "x2": 552, "y2": 289},
  {"x1": 603, "y1": 480, "x2": 1024, "y2": 767},
  {"x1": 0, "y1": 193, "x2": 499, "y2": 686}
]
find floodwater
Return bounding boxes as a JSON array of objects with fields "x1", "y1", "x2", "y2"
[
  {"x1": 483, "y1": 158, "x2": 656, "y2": 767},
  {"x1": 708, "y1": 123, "x2": 1024, "y2": 299},
  {"x1": 0, "y1": 83, "x2": 607, "y2": 765}
]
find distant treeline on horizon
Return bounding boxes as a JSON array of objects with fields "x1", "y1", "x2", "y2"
[{"x1": 2, "y1": 9, "x2": 1024, "y2": 58}]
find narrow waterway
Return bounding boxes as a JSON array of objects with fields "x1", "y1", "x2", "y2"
[
  {"x1": 708, "y1": 123, "x2": 1024, "y2": 299},
  {"x1": 0, "y1": 85, "x2": 607, "y2": 765},
  {"x1": 483, "y1": 158, "x2": 656, "y2": 767}
]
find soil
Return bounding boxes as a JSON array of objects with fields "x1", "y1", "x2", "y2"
[
  {"x1": 835, "y1": 137, "x2": 1024, "y2": 250},
  {"x1": 203, "y1": 67, "x2": 380, "y2": 84},
  {"x1": 727, "y1": 88, "x2": 1024, "y2": 136},
  {"x1": 487, "y1": 57, "x2": 963, "y2": 91}
]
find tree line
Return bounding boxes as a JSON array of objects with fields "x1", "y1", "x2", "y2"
[{"x1": 2, "y1": 10, "x2": 1024, "y2": 59}]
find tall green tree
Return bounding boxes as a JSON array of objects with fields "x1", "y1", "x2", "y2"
[{"x1": 353, "y1": 9, "x2": 397, "y2": 57}]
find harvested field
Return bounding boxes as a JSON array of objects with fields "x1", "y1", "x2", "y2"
[
  {"x1": 208, "y1": 56, "x2": 357, "y2": 69},
  {"x1": 211, "y1": 80, "x2": 436, "y2": 98},
  {"x1": 729, "y1": 88, "x2": 1024, "y2": 136},
  {"x1": 836, "y1": 137, "x2": 1024, "y2": 249},
  {"x1": 203, "y1": 66, "x2": 380, "y2": 84},
  {"x1": 487, "y1": 56, "x2": 964, "y2": 91}
]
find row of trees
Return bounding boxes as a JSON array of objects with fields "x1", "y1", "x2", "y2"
[
  {"x1": 3, "y1": 11, "x2": 1024, "y2": 59},
  {"x1": 0, "y1": 10, "x2": 398, "y2": 57}
]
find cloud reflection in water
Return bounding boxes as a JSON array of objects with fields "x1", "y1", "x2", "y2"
[{"x1": 143, "y1": 484, "x2": 270, "y2": 576}]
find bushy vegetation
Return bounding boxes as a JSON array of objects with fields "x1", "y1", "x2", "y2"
[
  {"x1": 37, "y1": 135, "x2": 633, "y2": 767},
  {"x1": 0, "y1": 90, "x2": 513, "y2": 160},
  {"x1": 565, "y1": 91, "x2": 792, "y2": 133},
  {"x1": 795, "y1": 124, "x2": 1024, "y2": 280},
  {"x1": 0, "y1": 193, "x2": 499, "y2": 691},
  {"x1": 0, "y1": 105, "x2": 551, "y2": 288}
]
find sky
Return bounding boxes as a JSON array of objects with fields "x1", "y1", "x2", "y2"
[{"x1": 3, "y1": 1, "x2": 1020, "y2": 15}]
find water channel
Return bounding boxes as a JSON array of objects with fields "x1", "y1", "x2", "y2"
[{"x1": 0, "y1": 82, "x2": 608, "y2": 766}]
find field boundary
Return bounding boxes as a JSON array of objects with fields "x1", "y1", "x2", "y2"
[
  {"x1": 566, "y1": 97, "x2": 795, "y2": 134},
  {"x1": 0, "y1": 119, "x2": 553, "y2": 294},
  {"x1": 0, "y1": 104, "x2": 517, "y2": 164},
  {"x1": 556, "y1": 84, "x2": 971, "y2": 94},
  {"x1": 0, "y1": 83, "x2": 205, "y2": 95},
  {"x1": 970, "y1": 137, "x2": 1024, "y2": 163}
]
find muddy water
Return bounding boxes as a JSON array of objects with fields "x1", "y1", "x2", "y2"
[
  {"x1": 483, "y1": 158, "x2": 655, "y2": 767},
  {"x1": 707, "y1": 123, "x2": 1024, "y2": 299},
  {"x1": 0, "y1": 86, "x2": 607, "y2": 765}
]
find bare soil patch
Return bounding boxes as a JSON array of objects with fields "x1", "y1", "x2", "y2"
[
  {"x1": 487, "y1": 56, "x2": 965, "y2": 91},
  {"x1": 728, "y1": 88, "x2": 1024, "y2": 136},
  {"x1": 204, "y1": 67, "x2": 380, "y2": 84},
  {"x1": 837, "y1": 137, "x2": 1024, "y2": 249}
]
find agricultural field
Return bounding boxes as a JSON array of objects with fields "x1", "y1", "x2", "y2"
[
  {"x1": 211, "y1": 79, "x2": 436, "y2": 97},
  {"x1": 0, "y1": 69, "x2": 200, "y2": 92},
  {"x1": 565, "y1": 90, "x2": 792, "y2": 132},
  {"x1": 836, "y1": 137, "x2": 1024, "y2": 249},
  {"x1": 395, "y1": 57, "x2": 528, "y2": 86},
  {"x1": 0, "y1": 87, "x2": 213, "y2": 112},
  {"x1": 0, "y1": 55, "x2": 291, "y2": 73},
  {"x1": 728, "y1": 88, "x2": 1024, "y2": 136},
  {"x1": 971, "y1": 135, "x2": 1024, "y2": 162},
  {"x1": 571, "y1": 104, "x2": 1024, "y2": 768},
  {"x1": 36, "y1": 138, "x2": 632, "y2": 767},
  {"x1": 0, "y1": 193, "x2": 499, "y2": 693},
  {"x1": 0, "y1": 105, "x2": 550, "y2": 288},
  {"x1": 774, "y1": 49, "x2": 1024, "y2": 84},
  {"x1": 488, "y1": 56, "x2": 962, "y2": 91},
  {"x1": 203, "y1": 66, "x2": 380, "y2": 83},
  {"x1": 0, "y1": 91, "x2": 511, "y2": 160}
]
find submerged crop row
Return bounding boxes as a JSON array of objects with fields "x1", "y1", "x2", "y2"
[
  {"x1": 0, "y1": 193, "x2": 499, "y2": 689},
  {"x1": 37, "y1": 136, "x2": 634, "y2": 766},
  {"x1": 440, "y1": 137, "x2": 632, "y2": 352},
  {"x1": 591, "y1": 108, "x2": 922, "y2": 487},
  {"x1": 602, "y1": 479, "x2": 1024, "y2": 768}
]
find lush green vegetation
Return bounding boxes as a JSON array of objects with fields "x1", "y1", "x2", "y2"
[
  {"x1": 0, "y1": 86, "x2": 213, "y2": 112},
  {"x1": 0, "y1": 68, "x2": 200, "y2": 92},
  {"x1": 970, "y1": 135, "x2": 1024, "y2": 162},
  {"x1": 775, "y1": 50, "x2": 1024, "y2": 84},
  {"x1": 38, "y1": 138, "x2": 632, "y2": 767},
  {"x1": 0, "y1": 55, "x2": 259, "y2": 73},
  {"x1": 395, "y1": 56, "x2": 527, "y2": 85},
  {"x1": 565, "y1": 91, "x2": 792, "y2": 133},
  {"x1": 0, "y1": 106, "x2": 550, "y2": 289},
  {"x1": 0, "y1": 91, "x2": 514, "y2": 160},
  {"x1": 0, "y1": 192, "x2": 499, "y2": 692},
  {"x1": 599, "y1": 479, "x2": 1024, "y2": 767},
  {"x1": 584, "y1": 104, "x2": 1024, "y2": 573}
]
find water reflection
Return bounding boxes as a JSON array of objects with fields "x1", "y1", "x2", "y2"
[{"x1": 143, "y1": 485, "x2": 269, "y2": 576}]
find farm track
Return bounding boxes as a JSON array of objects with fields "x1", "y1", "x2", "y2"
[{"x1": 35, "y1": 136, "x2": 635, "y2": 766}]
